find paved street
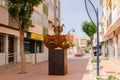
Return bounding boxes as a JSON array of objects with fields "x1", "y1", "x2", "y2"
[
  {"x1": 0, "y1": 54, "x2": 91, "y2": 80},
  {"x1": 0, "y1": 54, "x2": 120, "y2": 80}
]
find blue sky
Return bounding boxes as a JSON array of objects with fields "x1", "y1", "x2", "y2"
[{"x1": 60, "y1": 0, "x2": 102, "y2": 38}]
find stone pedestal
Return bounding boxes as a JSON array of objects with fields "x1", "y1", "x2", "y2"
[{"x1": 49, "y1": 49, "x2": 67, "y2": 75}]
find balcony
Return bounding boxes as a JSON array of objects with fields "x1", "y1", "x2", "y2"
[
  {"x1": 106, "y1": 0, "x2": 111, "y2": 10},
  {"x1": 104, "y1": 14, "x2": 120, "y2": 40},
  {"x1": 107, "y1": 12, "x2": 112, "y2": 28},
  {"x1": 8, "y1": 16, "x2": 19, "y2": 29}
]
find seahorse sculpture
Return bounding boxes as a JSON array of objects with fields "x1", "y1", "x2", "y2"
[{"x1": 44, "y1": 24, "x2": 73, "y2": 49}]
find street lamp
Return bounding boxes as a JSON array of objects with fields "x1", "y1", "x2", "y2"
[
  {"x1": 84, "y1": 0, "x2": 100, "y2": 76},
  {"x1": 67, "y1": 28, "x2": 75, "y2": 55},
  {"x1": 67, "y1": 28, "x2": 75, "y2": 35}
]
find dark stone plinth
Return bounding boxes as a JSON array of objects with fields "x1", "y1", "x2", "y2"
[{"x1": 49, "y1": 49, "x2": 67, "y2": 75}]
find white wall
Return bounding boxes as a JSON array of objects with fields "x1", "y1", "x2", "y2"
[{"x1": 0, "y1": 53, "x2": 5, "y2": 66}]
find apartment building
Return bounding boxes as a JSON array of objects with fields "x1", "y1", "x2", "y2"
[
  {"x1": 0, "y1": 0, "x2": 60, "y2": 66},
  {"x1": 78, "y1": 37, "x2": 87, "y2": 54},
  {"x1": 100, "y1": 0, "x2": 120, "y2": 59},
  {"x1": 67, "y1": 36, "x2": 87, "y2": 55},
  {"x1": 67, "y1": 36, "x2": 78, "y2": 55}
]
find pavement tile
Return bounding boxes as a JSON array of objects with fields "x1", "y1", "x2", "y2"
[
  {"x1": 0, "y1": 56, "x2": 91, "y2": 80},
  {"x1": 1, "y1": 54, "x2": 120, "y2": 80}
]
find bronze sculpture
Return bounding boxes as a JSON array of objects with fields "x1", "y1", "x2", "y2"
[{"x1": 44, "y1": 23, "x2": 73, "y2": 49}]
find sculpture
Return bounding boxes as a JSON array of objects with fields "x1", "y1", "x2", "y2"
[{"x1": 44, "y1": 23, "x2": 73, "y2": 49}]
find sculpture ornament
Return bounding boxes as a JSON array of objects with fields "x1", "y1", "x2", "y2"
[{"x1": 44, "y1": 23, "x2": 73, "y2": 49}]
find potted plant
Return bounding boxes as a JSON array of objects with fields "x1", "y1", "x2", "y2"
[
  {"x1": 91, "y1": 57, "x2": 100, "y2": 69},
  {"x1": 107, "y1": 75, "x2": 119, "y2": 80}
]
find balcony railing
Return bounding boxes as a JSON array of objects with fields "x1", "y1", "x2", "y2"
[{"x1": 107, "y1": 12, "x2": 112, "y2": 28}]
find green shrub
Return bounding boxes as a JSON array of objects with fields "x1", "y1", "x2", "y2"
[
  {"x1": 91, "y1": 57, "x2": 100, "y2": 63},
  {"x1": 107, "y1": 75, "x2": 119, "y2": 80},
  {"x1": 96, "y1": 75, "x2": 119, "y2": 80},
  {"x1": 96, "y1": 77, "x2": 104, "y2": 80}
]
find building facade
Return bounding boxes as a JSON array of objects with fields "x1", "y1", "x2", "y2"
[
  {"x1": 100, "y1": 0, "x2": 120, "y2": 59},
  {"x1": 67, "y1": 36, "x2": 78, "y2": 55},
  {"x1": 78, "y1": 37, "x2": 87, "y2": 54},
  {"x1": 0, "y1": 0, "x2": 60, "y2": 66}
]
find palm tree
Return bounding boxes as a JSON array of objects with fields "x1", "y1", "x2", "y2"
[
  {"x1": 81, "y1": 21, "x2": 96, "y2": 57},
  {"x1": 8, "y1": 0, "x2": 43, "y2": 73}
]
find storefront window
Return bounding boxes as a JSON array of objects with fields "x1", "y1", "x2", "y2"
[
  {"x1": 117, "y1": 35, "x2": 120, "y2": 58},
  {"x1": 24, "y1": 39, "x2": 35, "y2": 53},
  {"x1": 108, "y1": 39, "x2": 115, "y2": 57},
  {"x1": 36, "y1": 41, "x2": 42, "y2": 53},
  {"x1": 0, "y1": 34, "x2": 4, "y2": 53},
  {"x1": 24, "y1": 40, "x2": 31, "y2": 53},
  {"x1": 118, "y1": 46, "x2": 120, "y2": 58},
  {"x1": 24, "y1": 39, "x2": 43, "y2": 53}
]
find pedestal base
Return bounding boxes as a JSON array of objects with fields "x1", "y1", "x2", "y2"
[{"x1": 49, "y1": 49, "x2": 67, "y2": 75}]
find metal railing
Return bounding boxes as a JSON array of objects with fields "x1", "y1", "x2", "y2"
[{"x1": 0, "y1": 53, "x2": 33, "y2": 72}]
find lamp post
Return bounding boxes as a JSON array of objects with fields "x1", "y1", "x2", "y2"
[
  {"x1": 67, "y1": 28, "x2": 75, "y2": 35},
  {"x1": 67, "y1": 28, "x2": 75, "y2": 55},
  {"x1": 84, "y1": 0, "x2": 99, "y2": 76}
]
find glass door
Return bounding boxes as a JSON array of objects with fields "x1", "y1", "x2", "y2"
[{"x1": 8, "y1": 36, "x2": 14, "y2": 63}]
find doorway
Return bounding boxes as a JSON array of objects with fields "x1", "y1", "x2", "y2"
[{"x1": 8, "y1": 36, "x2": 14, "y2": 63}]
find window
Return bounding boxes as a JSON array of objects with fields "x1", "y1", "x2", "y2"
[
  {"x1": 48, "y1": 1, "x2": 54, "y2": 12},
  {"x1": 56, "y1": 9, "x2": 59, "y2": 19},
  {"x1": 0, "y1": 0, "x2": 7, "y2": 7},
  {"x1": 0, "y1": 34, "x2": 4, "y2": 53},
  {"x1": 24, "y1": 40, "x2": 31, "y2": 53},
  {"x1": 43, "y1": 27, "x2": 48, "y2": 36},
  {"x1": 113, "y1": 0, "x2": 116, "y2": 9},
  {"x1": 118, "y1": 0, "x2": 120, "y2": 13},
  {"x1": 36, "y1": 41, "x2": 42, "y2": 53},
  {"x1": 31, "y1": 11, "x2": 48, "y2": 27},
  {"x1": 24, "y1": 39, "x2": 43, "y2": 53},
  {"x1": 24, "y1": 39, "x2": 35, "y2": 53},
  {"x1": 43, "y1": 4, "x2": 48, "y2": 16}
]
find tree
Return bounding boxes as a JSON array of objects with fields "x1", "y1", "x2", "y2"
[
  {"x1": 8, "y1": 0, "x2": 43, "y2": 73},
  {"x1": 81, "y1": 21, "x2": 96, "y2": 57},
  {"x1": 86, "y1": 39, "x2": 91, "y2": 53},
  {"x1": 87, "y1": 40, "x2": 90, "y2": 47}
]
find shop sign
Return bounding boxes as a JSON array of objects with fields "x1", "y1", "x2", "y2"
[{"x1": 27, "y1": 32, "x2": 44, "y2": 41}]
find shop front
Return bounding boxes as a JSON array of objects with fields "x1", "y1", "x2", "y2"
[
  {"x1": 25, "y1": 32, "x2": 48, "y2": 64},
  {"x1": 0, "y1": 24, "x2": 20, "y2": 66}
]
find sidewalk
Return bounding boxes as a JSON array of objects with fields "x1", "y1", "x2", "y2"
[{"x1": 91, "y1": 58, "x2": 120, "y2": 80}]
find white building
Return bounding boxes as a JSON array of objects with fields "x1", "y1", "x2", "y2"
[{"x1": 0, "y1": 0, "x2": 61, "y2": 66}]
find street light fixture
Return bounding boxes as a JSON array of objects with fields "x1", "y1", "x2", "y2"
[
  {"x1": 67, "y1": 28, "x2": 75, "y2": 35},
  {"x1": 84, "y1": 0, "x2": 100, "y2": 76}
]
